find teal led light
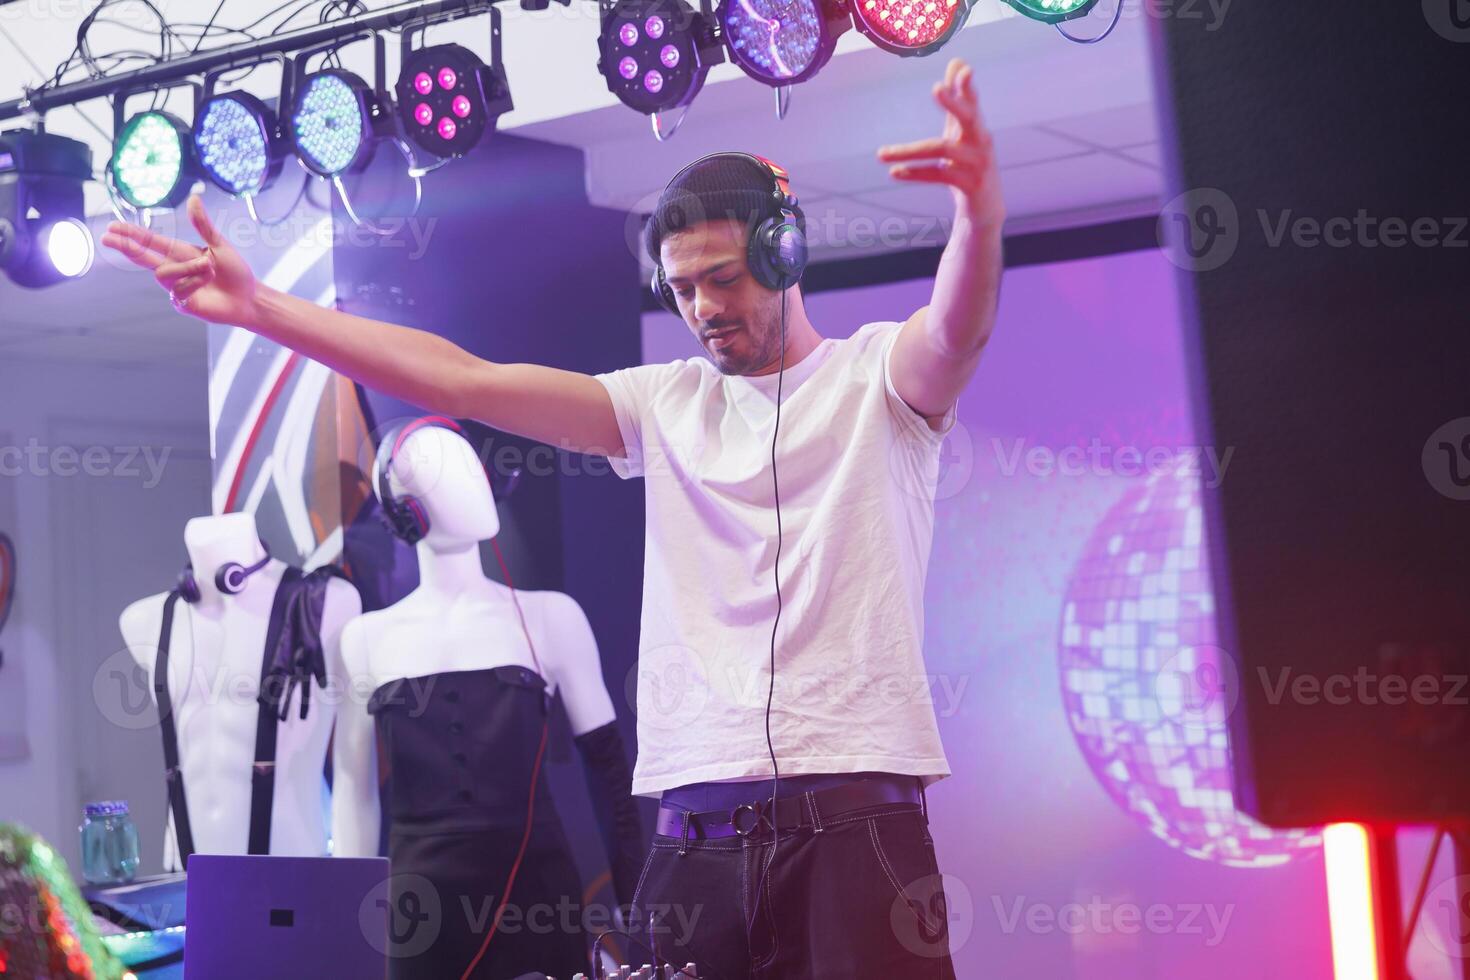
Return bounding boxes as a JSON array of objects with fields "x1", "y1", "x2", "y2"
[
  {"x1": 291, "y1": 71, "x2": 371, "y2": 177},
  {"x1": 112, "y1": 111, "x2": 193, "y2": 209},
  {"x1": 1001, "y1": 0, "x2": 1100, "y2": 23}
]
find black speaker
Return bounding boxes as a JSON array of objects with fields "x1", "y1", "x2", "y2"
[{"x1": 1151, "y1": 3, "x2": 1470, "y2": 826}]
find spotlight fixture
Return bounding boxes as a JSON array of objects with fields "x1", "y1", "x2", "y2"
[
  {"x1": 719, "y1": 0, "x2": 847, "y2": 86},
  {"x1": 0, "y1": 130, "x2": 95, "y2": 288},
  {"x1": 1001, "y1": 0, "x2": 1100, "y2": 22},
  {"x1": 193, "y1": 91, "x2": 286, "y2": 198},
  {"x1": 110, "y1": 110, "x2": 197, "y2": 210},
  {"x1": 291, "y1": 69, "x2": 378, "y2": 178},
  {"x1": 850, "y1": 0, "x2": 972, "y2": 56},
  {"x1": 597, "y1": 0, "x2": 724, "y2": 117},
  {"x1": 395, "y1": 41, "x2": 512, "y2": 160}
]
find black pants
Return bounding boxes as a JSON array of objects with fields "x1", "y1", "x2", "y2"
[{"x1": 628, "y1": 785, "x2": 958, "y2": 979}]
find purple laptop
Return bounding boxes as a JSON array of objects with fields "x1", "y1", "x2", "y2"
[{"x1": 184, "y1": 854, "x2": 391, "y2": 979}]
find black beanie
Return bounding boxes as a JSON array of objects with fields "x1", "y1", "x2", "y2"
[{"x1": 642, "y1": 152, "x2": 805, "y2": 265}]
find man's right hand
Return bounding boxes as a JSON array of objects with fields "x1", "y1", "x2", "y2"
[{"x1": 101, "y1": 194, "x2": 260, "y2": 327}]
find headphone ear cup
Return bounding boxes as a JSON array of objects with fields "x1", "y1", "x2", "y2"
[
  {"x1": 381, "y1": 495, "x2": 429, "y2": 545},
  {"x1": 176, "y1": 565, "x2": 200, "y2": 604},
  {"x1": 652, "y1": 266, "x2": 680, "y2": 315},
  {"x1": 215, "y1": 562, "x2": 244, "y2": 595},
  {"x1": 748, "y1": 216, "x2": 807, "y2": 292}
]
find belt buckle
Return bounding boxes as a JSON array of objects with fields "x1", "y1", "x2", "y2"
[{"x1": 730, "y1": 798, "x2": 772, "y2": 837}]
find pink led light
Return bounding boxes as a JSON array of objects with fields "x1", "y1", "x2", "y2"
[
  {"x1": 437, "y1": 117, "x2": 457, "y2": 140},
  {"x1": 660, "y1": 43, "x2": 680, "y2": 68},
  {"x1": 619, "y1": 22, "x2": 640, "y2": 45},
  {"x1": 414, "y1": 102, "x2": 434, "y2": 126},
  {"x1": 452, "y1": 95, "x2": 473, "y2": 118},
  {"x1": 619, "y1": 56, "x2": 639, "y2": 79},
  {"x1": 643, "y1": 70, "x2": 664, "y2": 93},
  {"x1": 414, "y1": 71, "x2": 433, "y2": 95},
  {"x1": 438, "y1": 66, "x2": 458, "y2": 90},
  {"x1": 645, "y1": 14, "x2": 665, "y2": 38}
]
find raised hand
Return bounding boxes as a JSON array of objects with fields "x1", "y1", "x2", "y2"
[
  {"x1": 877, "y1": 57, "x2": 1005, "y2": 230},
  {"x1": 100, "y1": 194, "x2": 260, "y2": 327}
]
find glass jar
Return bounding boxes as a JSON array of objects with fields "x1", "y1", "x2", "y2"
[{"x1": 80, "y1": 800, "x2": 140, "y2": 885}]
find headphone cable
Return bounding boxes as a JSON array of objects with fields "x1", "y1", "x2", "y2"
[
  {"x1": 745, "y1": 286, "x2": 788, "y2": 942},
  {"x1": 457, "y1": 538, "x2": 548, "y2": 980}
]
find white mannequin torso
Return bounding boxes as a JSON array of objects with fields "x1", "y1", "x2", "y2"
[
  {"x1": 117, "y1": 513, "x2": 361, "y2": 869},
  {"x1": 331, "y1": 423, "x2": 616, "y2": 857}
]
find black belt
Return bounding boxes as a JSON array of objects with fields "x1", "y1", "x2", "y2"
[{"x1": 655, "y1": 777, "x2": 924, "y2": 842}]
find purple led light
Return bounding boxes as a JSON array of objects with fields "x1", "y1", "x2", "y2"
[
  {"x1": 645, "y1": 14, "x2": 665, "y2": 38},
  {"x1": 619, "y1": 55, "x2": 639, "y2": 79},
  {"x1": 437, "y1": 67, "x2": 458, "y2": 90},
  {"x1": 438, "y1": 117, "x2": 457, "y2": 140},
  {"x1": 660, "y1": 43, "x2": 680, "y2": 68},
  {"x1": 414, "y1": 102, "x2": 434, "y2": 126},
  {"x1": 643, "y1": 70, "x2": 664, "y2": 93},
  {"x1": 452, "y1": 95, "x2": 473, "y2": 118},
  {"x1": 414, "y1": 71, "x2": 433, "y2": 95},
  {"x1": 619, "y1": 22, "x2": 640, "y2": 45}
]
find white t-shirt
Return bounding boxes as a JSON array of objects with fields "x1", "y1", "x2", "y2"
[{"x1": 594, "y1": 320, "x2": 958, "y2": 798}]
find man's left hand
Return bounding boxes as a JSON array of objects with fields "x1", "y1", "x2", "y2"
[{"x1": 878, "y1": 58, "x2": 1005, "y2": 231}]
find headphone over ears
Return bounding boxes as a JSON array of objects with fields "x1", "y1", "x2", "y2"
[
  {"x1": 375, "y1": 415, "x2": 523, "y2": 546},
  {"x1": 176, "y1": 539, "x2": 272, "y2": 604},
  {"x1": 650, "y1": 151, "x2": 809, "y2": 316}
]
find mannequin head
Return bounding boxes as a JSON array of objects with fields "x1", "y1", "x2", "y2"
[{"x1": 373, "y1": 421, "x2": 500, "y2": 548}]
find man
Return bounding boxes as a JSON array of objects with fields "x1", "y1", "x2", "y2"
[{"x1": 104, "y1": 56, "x2": 1003, "y2": 978}]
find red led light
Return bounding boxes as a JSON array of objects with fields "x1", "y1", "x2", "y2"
[{"x1": 858, "y1": 0, "x2": 960, "y2": 49}]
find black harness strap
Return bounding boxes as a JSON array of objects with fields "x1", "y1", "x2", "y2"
[
  {"x1": 154, "y1": 567, "x2": 305, "y2": 862},
  {"x1": 248, "y1": 565, "x2": 303, "y2": 855},
  {"x1": 154, "y1": 589, "x2": 195, "y2": 867}
]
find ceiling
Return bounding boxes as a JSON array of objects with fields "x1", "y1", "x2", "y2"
[{"x1": 0, "y1": 0, "x2": 1164, "y2": 365}]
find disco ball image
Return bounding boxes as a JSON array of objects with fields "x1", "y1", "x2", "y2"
[{"x1": 1058, "y1": 457, "x2": 1321, "y2": 867}]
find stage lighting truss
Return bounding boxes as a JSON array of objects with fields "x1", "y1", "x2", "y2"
[
  {"x1": 718, "y1": 0, "x2": 849, "y2": 88},
  {"x1": 597, "y1": 0, "x2": 726, "y2": 139},
  {"x1": 193, "y1": 57, "x2": 293, "y2": 222},
  {"x1": 850, "y1": 0, "x2": 973, "y2": 57},
  {"x1": 108, "y1": 82, "x2": 202, "y2": 214},
  {"x1": 396, "y1": 9, "x2": 513, "y2": 161},
  {"x1": 0, "y1": 129, "x2": 95, "y2": 288},
  {"x1": 1002, "y1": 0, "x2": 1101, "y2": 23}
]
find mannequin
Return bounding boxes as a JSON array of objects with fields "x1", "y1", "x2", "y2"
[
  {"x1": 118, "y1": 512, "x2": 361, "y2": 869},
  {"x1": 334, "y1": 421, "x2": 639, "y2": 979}
]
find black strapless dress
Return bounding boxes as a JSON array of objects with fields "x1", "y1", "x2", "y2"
[{"x1": 368, "y1": 665, "x2": 589, "y2": 980}]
